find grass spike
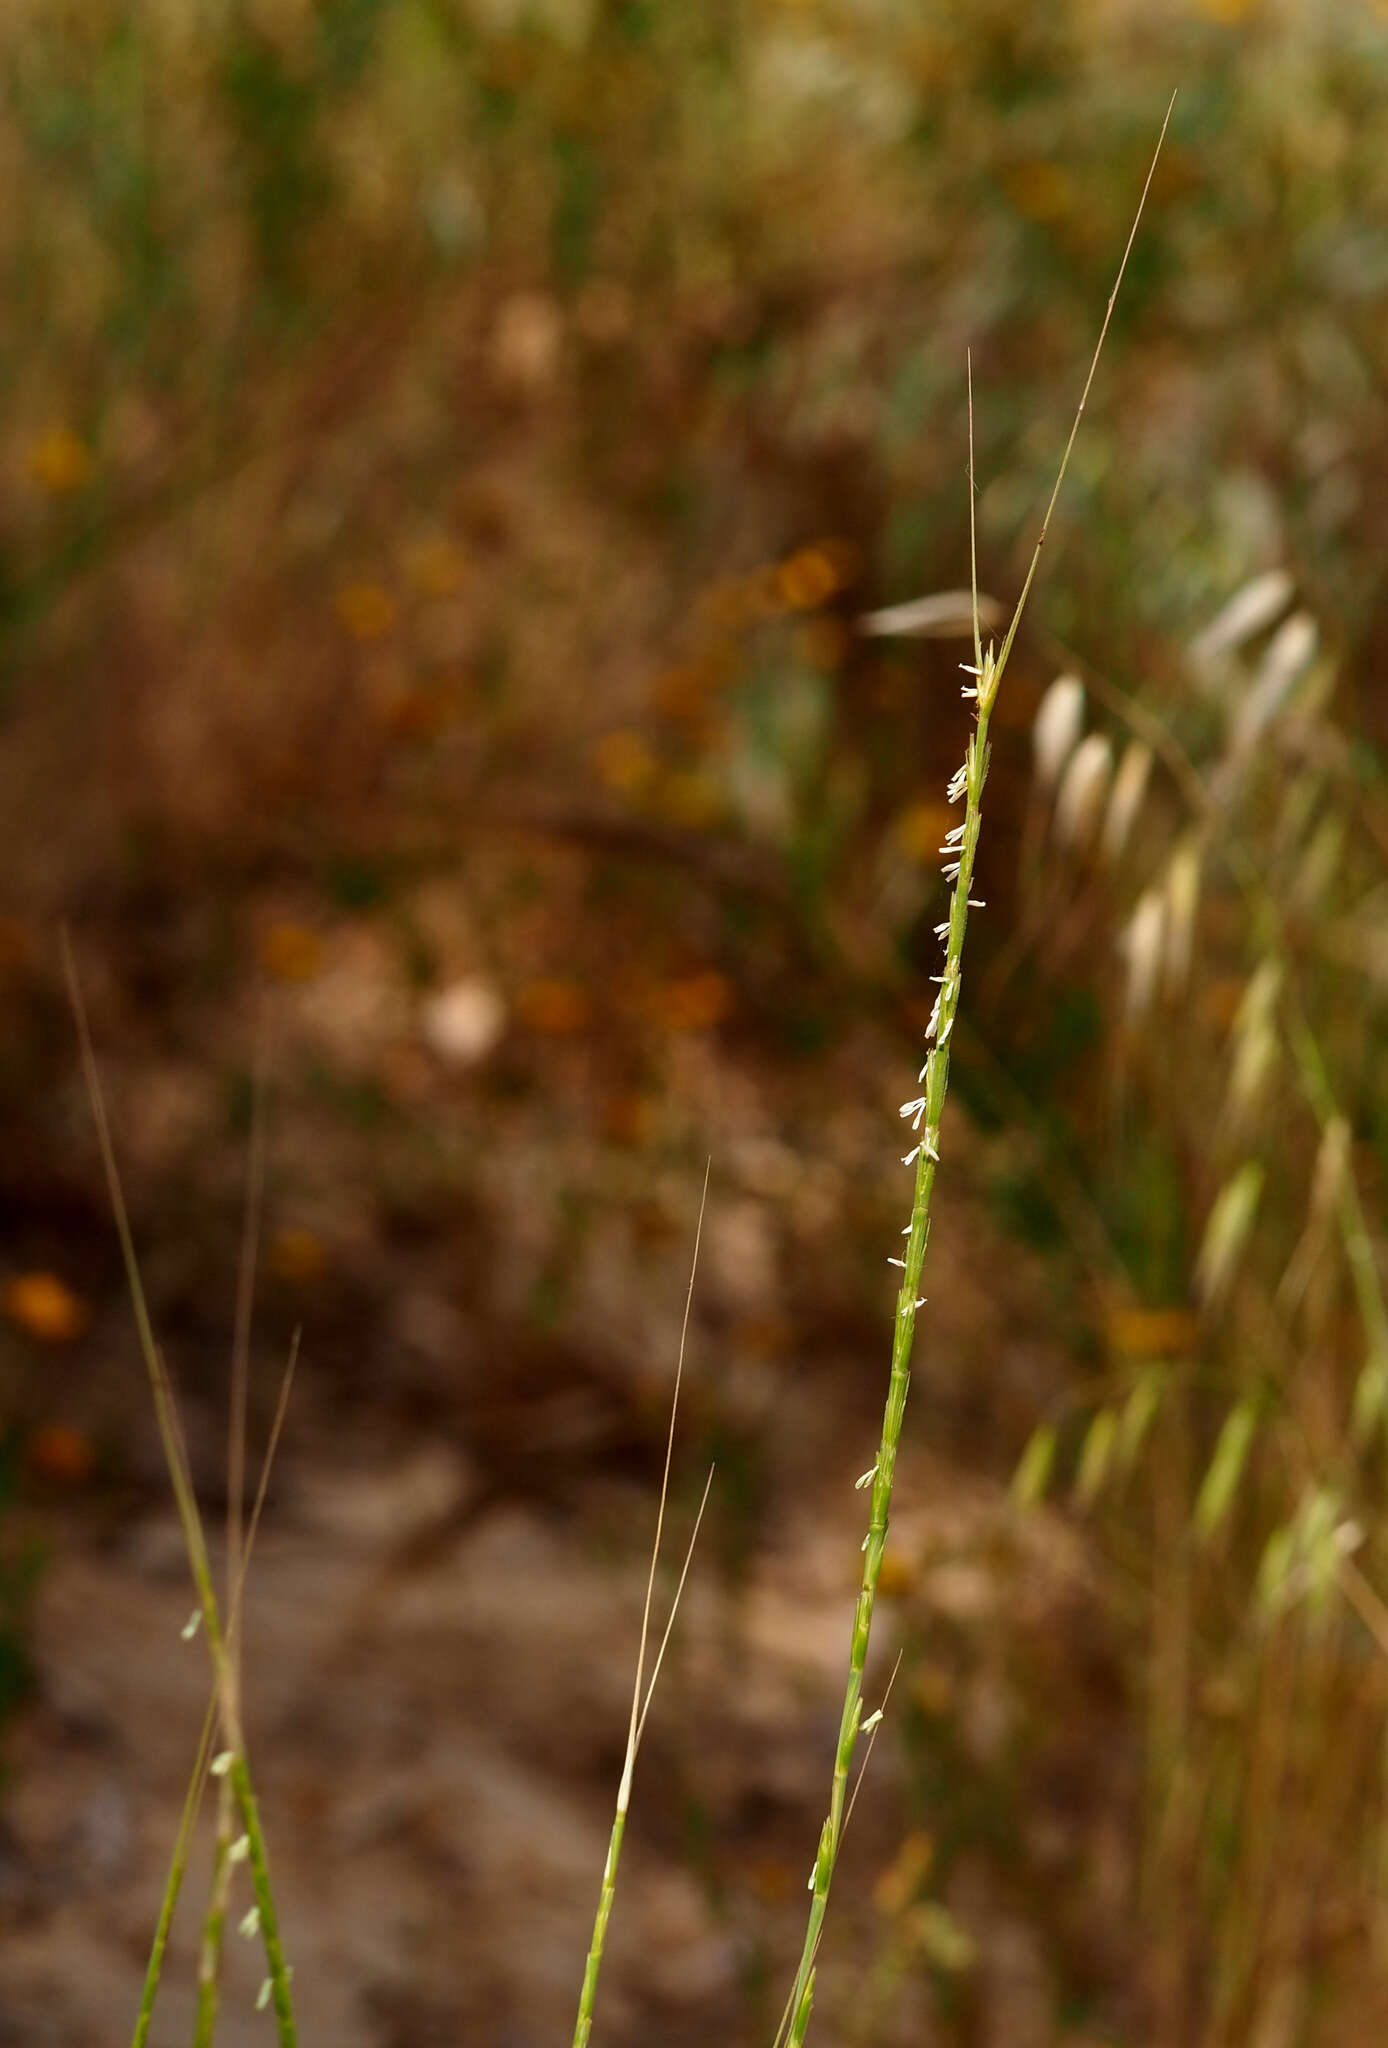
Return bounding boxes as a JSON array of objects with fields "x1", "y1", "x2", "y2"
[{"x1": 779, "y1": 104, "x2": 1172, "y2": 2045}]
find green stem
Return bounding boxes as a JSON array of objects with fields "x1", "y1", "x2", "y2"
[
  {"x1": 230, "y1": 1751, "x2": 296, "y2": 2037},
  {"x1": 131, "y1": 1698, "x2": 216, "y2": 2048},
  {"x1": 784, "y1": 655, "x2": 1001, "y2": 2045},
  {"x1": 193, "y1": 1771, "x2": 235, "y2": 2048},
  {"x1": 573, "y1": 1807, "x2": 628, "y2": 2048},
  {"x1": 778, "y1": 103, "x2": 1174, "y2": 2038},
  {"x1": 66, "y1": 942, "x2": 298, "y2": 2047},
  {"x1": 569, "y1": 1180, "x2": 713, "y2": 2048}
]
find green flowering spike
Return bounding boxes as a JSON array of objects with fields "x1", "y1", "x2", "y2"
[
  {"x1": 1012, "y1": 1422, "x2": 1058, "y2": 1510},
  {"x1": 1196, "y1": 1162, "x2": 1265, "y2": 1307},
  {"x1": 1075, "y1": 1408, "x2": 1118, "y2": 1511},
  {"x1": 1117, "y1": 1368, "x2": 1165, "y2": 1473},
  {"x1": 1195, "y1": 1400, "x2": 1258, "y2": 1541}
]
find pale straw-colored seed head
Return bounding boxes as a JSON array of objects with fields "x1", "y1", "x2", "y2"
[
  {"x1": 1258, "y1": 1490, "x2": 1364, "y2": 1610},
  {"x1": 1230, "y1": 610, "x2": 1319, "y2": 757},
  {"x1": 1054, "y1": 731, "x2": 1113, "y2": 845},
  {"x1": 1257, "y1": 607, "x2": 1319, "y2": 692},
  {"x1": 1295, "y1": 1491, "x2": 1363, "y2": 1613},
  {"x1": 860, "y1": 589, "x2": 1004, "y2": 639},
  {"x1": 1196, "y1": 1160, "x2": 1265, "y2": 1307},
  {"x1": 1225, "y1": 958, "x2": 1281, "y2": 1127},
  {"x1": 1162, "y1": 836, "x2": 1202, "y2": 996},
  {"x1": 1117, "y1": 1366, "x2": 1164, "y2": 1473},
  {"x1": 1190, "y1": 567, "x2": 1294, "y2": 671},
  {"x1": 1310, "y1": 1115, "x2": 1351, "y2": 1224},
  {"x1": 1257, "y1": 1520, "x2": 1296, "y2": 1613},
  {"x1": 1032, "y1": 674, "x2": 1086, "y2": 792},
  {"x1": 1101, "y1": 739, "x2": 1153, "y2": 863},
  {"x1": 1120, "y1": 888, "x2": 1166, "y2": 1019},
  {"x1": 1194, "y1": 1399, "x2": 1257, "y2": 1537},
  {"x1": 1292, "y1": 814, "x2": 1343, "y2": 911},
  {"x1": 1222, "y1": 959, "x2": 1281, "y2": 1128},
  {"x1": 1234, "y1": 957, "x2": 1282, "y2": 1038},
  {"x1": 1074, "y1": 1406, "x2": 1117, "y2": 1510},
  {"x1": 1226, "y1": 1014, "x2": 1278, "y2": 1127}
]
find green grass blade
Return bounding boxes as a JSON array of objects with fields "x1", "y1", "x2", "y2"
[
  {"x1": 571, "y1": 1171, "x2": 710, "y2": 2048},
  {"x1": 65, "y1": 938, "x2": 299, "y2": 2047},
  {"x1": 130, "y1": 1697, "x2": 217, "y2": 2048}
]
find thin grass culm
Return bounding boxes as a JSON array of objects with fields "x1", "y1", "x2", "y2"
[
  {"x1": 571, "y1": 1168, "x2": 715, "y2": 2048},
  {"x1": 195, "y1": 1037, "x2": 268, "y2": 2048},
  {"x1": 777, "y1": 103, "x2": 1174, "y2": 2048},
  {"x1": 61, "y1": 937, "x2": 299, "y2": 2048}
]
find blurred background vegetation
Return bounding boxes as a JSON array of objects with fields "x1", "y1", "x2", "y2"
[{"x1": 6, "y1": 1, "x2": 1388, "y2": 2042}]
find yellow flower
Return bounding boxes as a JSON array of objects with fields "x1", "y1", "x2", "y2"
[
  {"x1": 334, "y1": 581, "x2": 398, "y2": 640},
  {"x1": 3, "y1": 1271, "x2": 89, "y2": 1343},
  {"x1": 776, "y1": 545, "x2": 845, "y2": 611},
  {"x1": 28, "y1": 428, "x2": 92, "y2": 496}
]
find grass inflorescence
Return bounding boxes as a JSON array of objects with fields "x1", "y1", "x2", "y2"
[
  {"x1": 772, "y1": 101, "x2": 1172, "y2": 2045},
  {"x1": 1007, "y1": 543, "x2": 1388, "y2": 2027}
]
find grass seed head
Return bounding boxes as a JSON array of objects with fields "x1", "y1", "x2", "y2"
[
  {"x1": 1101, "y1": 739, "x2": 1154, "y2": 864},
  {"x1": 1054, "y1": 732, "x2": 1114, "y2": 846},
  {"x1": 1190, "y1": 567, "x2": 1294, "y2": 671},
  {"x1": 1032, "y1": 674, "x2": 1086, "y2": 791},
  {"x1": 1121, "y1": 888, "x2": 1167, "y2": 1019}
]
